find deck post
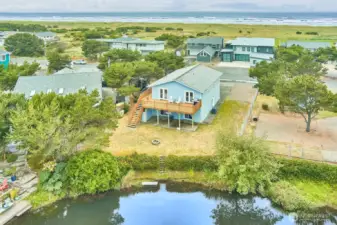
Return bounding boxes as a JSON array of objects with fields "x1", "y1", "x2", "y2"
[
  {"x1": 157, "y1": 110, "x2": 159, "y2": 125},
  {"x1": 168, "y1": 113, "x2": 170, "y2": 128},
  {"x1": 192, "y1": 114, "x2": 194, "y2": 129},
  {"x1": 178, "y1": 113, "x2": 181, "y2": 130}
]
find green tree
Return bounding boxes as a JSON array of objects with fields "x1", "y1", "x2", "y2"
[
  {"x1": 82, "y1": 40, "x2": 109, "y2": 60},
  {"x1": 65, "y1": 149, "x2": 120, "y2": 194},
  {"x1": 216, "y1": 134, "x2": 279, "y2": 195},
  {"x1": 288, "y1": 54, "x2": 327, "y2": 77},
  {"x1": 145, "y1": 51, "x2": 184, "y2": 74},
  {"x1": 46, "y1": 41, "x2": 67, "y2": 54},
  {"x1": 0, "y1": 93, "x2": 26, "y2": 160},
  {"x1": 98, "y1": 49, "x2": 142, "y2": 70},
  {"x1": 276, "y1": 45, "x2": 305, "y2": 62},
  {"x1": 275, "y1": 75, "x2": 333, "y2": 132},
  {"x1": 9, "y1": 91, "x2": 118, "y2": 165},
  {"x1": 0, "y1": 62, "x2": 40, "y2": 90},
  {"x1": 118, "y1": 86, "x2": 140, "y2": 99},
  {"x1": 47, "y1": 51, "x2": 71, "y2": 73},
  {"x1": 132, "y1": 61, "x2": 164, "y2": 83},
  {"x1": 4, "y1": 33, "x2": 44, "y2": 57},
  {"x1": 155, "y1": 34, "x2": 185, "y2": 48},
  {"x1": 104, "y1": 62, "x2": 135, "y2": 88}
]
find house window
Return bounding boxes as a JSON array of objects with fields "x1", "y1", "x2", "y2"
[
  {"x1": 251, "y1": 47, "x2": 255, "y2": 52},
  {"x1": 253, "y1": 60, "x2": 257, "y2": 64},
  {"x1": 160, "y1": 88, "x2": 168, "y2": 100},
  {"x1": 233, "y1": 46, "x2": 237, "y2": 51},
  {"x1": 247, "y1": 47, "x2": 251, "y2": 52},
  {"x1": 185, "y1": 91, "x2": 194, "y2": 103},
  {"x1": 266, "y1": 48, "x2": 269, "y2": 53},
  {"x1": 242, "y1": 47, "x2": 246, "y2": 51},
  {"x1": 184, "y1": 114, "x2": 192, "y2": 119},
  {"x1": 1, "y1": 55, "x2": 5, "y2": 61}
]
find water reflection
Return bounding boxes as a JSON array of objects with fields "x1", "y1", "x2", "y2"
[{"x1": 8, "y1": 183, "x2": 337, "y2": 225}]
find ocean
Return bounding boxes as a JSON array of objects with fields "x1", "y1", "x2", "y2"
[{"x1": 0, "y1": 12, "x2": 337, "y2": 26}]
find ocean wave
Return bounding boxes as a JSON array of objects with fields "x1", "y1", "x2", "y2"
[{"x1": 0, "y1": 14, "x2": 337, "y2": 26}]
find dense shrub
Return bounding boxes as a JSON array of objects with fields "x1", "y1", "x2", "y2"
[
  {"x1": 277, "y1": 158, "x2": 337, "y2": 183},
  {"x1": 217, "y1": 134, "x2": 280, "y2": 195},
  {"x1": 145, "y1": 27, "x2": 162, "y2": 32},
  {"x1": 177, "y1": 28, "x2": 184, "y2": 31},
  {"x1": 267, "y1": 181, "x2": 311, "y2": 211},
  {"x1": 155, "y1": 34, "x2": 185, "y2": 48},
  {"x1": 165, "y1": 27, "x2": 175, "y2": 31},
  {"x1": 305, "y1": 31, "x2": 319, "y2": 35},
  {"x1": 0, "y1": 23, "x2": 47, "y2": 32},
  {"x1": 165, "y1": 155, "x2": 218, "y2": 171},
  {"x1": 117, "y1": 153, "x2": 160, "y2": 174},
  {"x1": 296, "y1": 31, "x2": 302, "y2": 35},
  {"x1": 65, "y1": 150, "x2": 120, "y2": 194},
  {"x1": 39, "y1": 162, "x2": 67, "y2": 195},
  {"x1": 262, "y1": 103, "x2": 269, "y2": 111},
  {"x1": 6, "y1": 154, "x2": 18, "y2": 163}
]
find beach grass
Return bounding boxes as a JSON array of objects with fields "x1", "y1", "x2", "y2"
[{"x1": 4, "y1": 21, "x2": 337, "y2": 43}]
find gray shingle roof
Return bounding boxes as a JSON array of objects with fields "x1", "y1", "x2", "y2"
[
  {"x1": 36, "y1": 32, "x2": 56, "y2": 37},
  {"x1": 54, "y1": 66, "x2": 101, "y2": 75},
  {"x1": 199, "y1": 46, "x2": 216, "y2": 56},
  {"x1": 231, "y1": 37, "x2": 275, "y2": 47},
  {"x1": 281, "y1": 40, "x2": 331, "y2": 49},
  {"x1": 0, "y1": 50, "x2": 9, "y2": 55},
  {"x1": 148, "y1": 65, "x2": 223, "y2": 93},
  {"x1": 187, "y1": 37, "x2": 224, "y2": 45},
  {"x1": 13, "y1": 72, "x2": 102, "y2": 98}
]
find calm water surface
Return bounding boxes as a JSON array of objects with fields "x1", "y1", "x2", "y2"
[{"x1": 8, "y1": 183, "x2": 337, "y2": 225}]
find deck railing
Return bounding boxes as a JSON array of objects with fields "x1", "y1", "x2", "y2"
[{"x1": 142, "y1": 98, "x2": 202, "y2": 115}]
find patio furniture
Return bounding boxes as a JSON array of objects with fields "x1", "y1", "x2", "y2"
[{"x1": 0, "y1": 179, "x2": 8, "y2": 191}]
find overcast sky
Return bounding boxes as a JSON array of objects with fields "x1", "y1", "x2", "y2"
[{"x1": 0, "y1": 0, "x2": 336, "y2": 12}]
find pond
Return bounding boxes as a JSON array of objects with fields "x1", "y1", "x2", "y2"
[{"x1": 8, "y1": 183, "x2": 337, "y2": 225}]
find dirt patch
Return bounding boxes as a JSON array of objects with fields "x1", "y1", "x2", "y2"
[{"x1": 256, "y1": 113, "x2": 337, "y2": 151}]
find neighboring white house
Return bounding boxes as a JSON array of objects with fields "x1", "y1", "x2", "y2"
[
  {"x1": 36, "y1": 32, "x2": 57, "y2": 42},
  {"x1": 0, "y1": 32, "x2": 5, "y2": 46},
  {"x1": 96, "y1": 36, "x2": 165, "y2": 55}
]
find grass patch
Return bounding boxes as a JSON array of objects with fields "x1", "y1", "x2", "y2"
[
  {"x1": 317, "y1": 110, "x2": 337, "y2": 119},
  {"x1": 123, "y1": 170, "x2": 227, "y2": 191},
  {"x1": 26, "y1": 190, "x2": 64, "y2": 209},
  {"x1": 287, "y1": 179, "x2": 337, "y2": 209}
]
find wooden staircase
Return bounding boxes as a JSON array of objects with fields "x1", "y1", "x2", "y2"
[{"x1": 127, "y1": 88, "x2": 152, "y2": 128}]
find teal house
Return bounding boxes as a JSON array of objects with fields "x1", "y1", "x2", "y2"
[
  {"x1": 0, "y1": 50, "x2": 10, "y2": 69},
  {"x1": 221, "y1": 37, "x2": 275, "y2": 66},
  {"x1": 196, "y1": 46, "x2": 216, "y2": 62},
  {"x1": 127, "y1": 65, "x2": 223, "y2": 129},
  {"x1": 186, "y1": 37, "x2": 224, "y2": 60}
]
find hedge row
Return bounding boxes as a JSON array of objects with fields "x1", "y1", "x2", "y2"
[
  {"x1": 277, "y1": 158, "x2": 337, "y2": 183},
  {"x1": 165, "y1": 155, "x2": 218, "y2": 171},
  {"x1": 116, "y1": 153, "x2": 337, "y2": 183}
]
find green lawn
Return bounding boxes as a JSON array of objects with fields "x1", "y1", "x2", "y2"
[{"x1": 287, "y1": 179, "x2": 337, "y2": 209}]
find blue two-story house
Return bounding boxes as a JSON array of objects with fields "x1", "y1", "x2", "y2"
[
  {"x1": 0, "y1": 50, "x2": 10, "y2": 69},
  {"x1": 127, "y1": 65, "x2": 223, "y2": 129}
]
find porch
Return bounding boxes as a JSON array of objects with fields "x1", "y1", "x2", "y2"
[{"x1": 145, "y1": 115, "x2": 199, "y2": 132}]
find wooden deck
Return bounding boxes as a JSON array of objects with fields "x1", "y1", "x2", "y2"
[
  {"x1": 0, "y1": 200, "x2": 31, "y2": 225},
  {"x1": 142, "y1": 95, "x2": 202, "y2": 115}
]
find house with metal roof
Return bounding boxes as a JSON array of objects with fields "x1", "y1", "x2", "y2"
[
  {"x1": 0, "y1": 50, "x2": 10, "y2": 69},
  {"x1": 96, "y1": 36, "x2": 165, "y2": 55},
  {"x1": 186, "y1": 37, "x2": 224, "y2": 60},
  {"x1": 13, "y1": 72, "x2": 102, "y2": 99},
  {"x1": 281, "y1": 40, "x2": 331, "y2": 52},
  {"x1": 36, "y1": 31, "x2": 57, "y2": 42},
  {"x1": 127, "y1": 64, "x2": 223, "y2": 129},
  {"x1": 221, "y1": 37, "x2": 275, "y2": 66}
]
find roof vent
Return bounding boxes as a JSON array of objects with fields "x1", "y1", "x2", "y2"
[{"x1": 58, "y1": 88, "x2": 64, "y2": 94}]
